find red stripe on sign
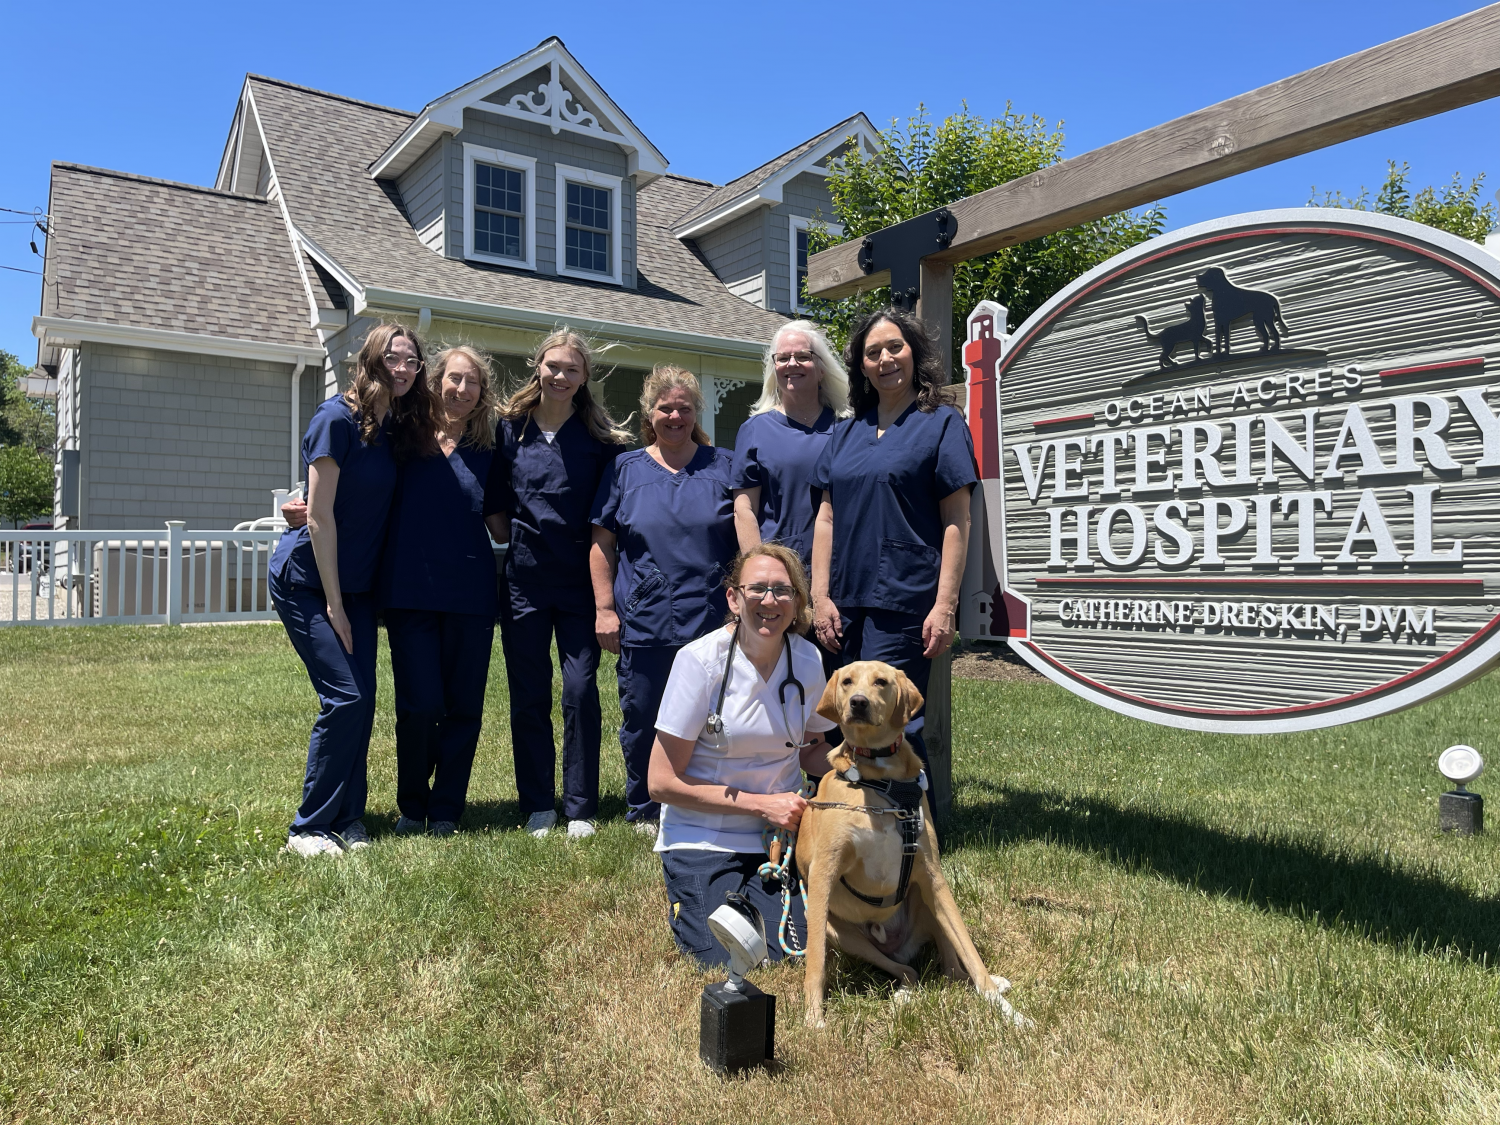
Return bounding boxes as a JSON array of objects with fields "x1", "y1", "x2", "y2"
[
  {"x1": 1378, "y1": 357, "x2": 1484, "y2": 379},
  {"x1": 1032, "y1": 412, "x2": 1094, "y2": 428},
  {"x1": 1035, "y1": 576, "x2": 1483, "y2": 589}
]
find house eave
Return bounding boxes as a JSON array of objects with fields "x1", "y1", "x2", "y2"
[
  {"x1": 671, "y1": 191, "x2": 771, "y2": 239},
  {"x1": 32, "y1": 317, "x2": 322, "y2": 365}
]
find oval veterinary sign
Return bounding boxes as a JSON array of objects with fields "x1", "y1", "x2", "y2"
[{"x1": 986, "y1": 208, "x2": 1500, "y2": 733}]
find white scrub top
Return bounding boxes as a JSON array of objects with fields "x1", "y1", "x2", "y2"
[{"x1": 654, "y1": 627, "x2": 837, "y2": 853}]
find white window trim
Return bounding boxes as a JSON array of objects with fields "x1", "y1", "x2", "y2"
[
  {"x1": 464, "y1": 143, "x2": 537, "y2": 271},
  {"x1": 555, "y1": 162, "x2": 623, "y2": 285},
  {"x1": 789, "y1": 215, "x2": 844, "y2": 313}
]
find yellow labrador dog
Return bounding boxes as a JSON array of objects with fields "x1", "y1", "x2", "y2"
[{"x1": 796, "y1": 660, "x2": 1025, "y2": 1028}]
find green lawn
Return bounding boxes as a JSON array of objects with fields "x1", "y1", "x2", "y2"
[{"x1": 1, "y1": 624, "x2": 1497, "y2": 1124}]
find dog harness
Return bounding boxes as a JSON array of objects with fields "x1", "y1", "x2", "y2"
[{"x1": 828, "y1": 768, "x2": 926, "y2": 909}]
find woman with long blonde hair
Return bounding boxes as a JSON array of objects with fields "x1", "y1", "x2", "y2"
[
  {"x1": 483, "y1": 329, "x2": 632, "y2": 838},
  {"x1": 269, "y1": 323, "x2": 433, "y2": 857},
  {"x1": 589, "y1": 365, "x2": 738, "y2": 835}
]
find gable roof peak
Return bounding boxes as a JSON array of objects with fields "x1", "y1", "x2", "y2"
[{"x1": 369, "y1": 38, "x2": 667, "y2": 183}]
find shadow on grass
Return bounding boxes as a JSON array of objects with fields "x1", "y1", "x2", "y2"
[
  {"x1": 953, "y1": 782, "x2": 1500, "y2": 965},
  {"x1": 458, "y1": 794, "x2": 633, "y2": 833}
]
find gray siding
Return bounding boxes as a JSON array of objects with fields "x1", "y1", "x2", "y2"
[
  {"x1": 767, "y1": 172, "x2": 836, "y2": 313},
  {"x1": 695, "y1": 210, "x2": 766, "y2": 307},
  {"x1": 76, "y1": 343, "x2": 312, "y2": 530},
  {"x1": 397, "y1": 138, "x2": 447, "y2": 253},
  {"x1": 451, "y1": 110, "x2": 636, "y2": 286}
]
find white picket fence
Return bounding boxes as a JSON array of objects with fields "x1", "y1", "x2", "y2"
[{"x1": 0, "y1": 521, "x2": 283, "y2": 626}]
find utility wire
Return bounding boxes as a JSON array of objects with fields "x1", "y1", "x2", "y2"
[
  {"x1": 0, "y1": 264, "x2": 42, "y2": 275},
  {"x1": 0, "y1": 206, "x2": 46, "y2": 217}
]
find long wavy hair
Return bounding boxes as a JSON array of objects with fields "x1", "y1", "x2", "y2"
[
  {"x1": 638, "y1": 365, "x2": 712, "y2": 447},
  {"x1": 723, "y1": 543, "x2": 813, "y2": 635},
  {"x1": 844, "y1": 306, "x2": 962, "y2": 418},
  {"x1": 344, "y1": 323, "x2": 438, "y2": 460},
  {"x1": 429, "y1": 344, "x2": 499, "y2": 451},
  {"x1": 750, "y1": 320, "x2": 852, "y2": 419},
  {"x1": 499, "y1": 328, "x2": 633, "y2": 445}
]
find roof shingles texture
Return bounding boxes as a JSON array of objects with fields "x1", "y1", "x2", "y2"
[
  {"x1": 43, "y1": 164, "x2": 319, "y2": 350},
  {"x1": 248, "y1": 77, "x2": 788, "y2": 345}
]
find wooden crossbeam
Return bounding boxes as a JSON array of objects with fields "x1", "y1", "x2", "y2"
[{"x1": 807, "y1": 3, "x2": 1500, "y2": 299}]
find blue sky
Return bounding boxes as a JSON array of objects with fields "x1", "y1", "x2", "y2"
[{"x1": 3, "y1": 0, "x2": 1496, "y2": 363}]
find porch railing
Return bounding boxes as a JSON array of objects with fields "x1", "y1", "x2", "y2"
[{"x1": 0, "y1": 521, "x2": 283, "y2": 626}]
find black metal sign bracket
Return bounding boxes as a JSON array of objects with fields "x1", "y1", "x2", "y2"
[{"x1": 857, "y1": 207, "x2": 957, "y2": 311}]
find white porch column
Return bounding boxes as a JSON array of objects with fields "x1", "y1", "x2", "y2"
[
  {"x1": 290, "y1": 357, "x2": 305, "y2": 488},
  {"x1": 701, "y1": 376, "x2": 732, "y2": 446}
]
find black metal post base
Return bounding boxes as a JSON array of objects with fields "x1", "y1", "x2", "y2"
[
  {"x1": 1439, "y1": 790, "x2": 1484, "y2": 835},
  {"x1": 699, "y1": 981, "x2": 775, "y2": 1075}
]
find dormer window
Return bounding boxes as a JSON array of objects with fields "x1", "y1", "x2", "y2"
[
  {"x1": 464, "y1": 143, "x2": 537, "y2": 270},
  {"x1": 789, "y1": 216, "x2": 841, "y2": 313},
  {"x1": 556, "y1": 163, "x2": 622, "y2": 285}
]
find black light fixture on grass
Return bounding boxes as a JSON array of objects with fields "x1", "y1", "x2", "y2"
[
  {"x1": 1437, "y1": 745, "x2": 1484, "y2": 836},
  {"x1": 699, "y1": 897, "x2": 776, "y2": 1075}
]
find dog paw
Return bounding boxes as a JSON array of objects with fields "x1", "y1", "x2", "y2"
[
  {"x1": 892, "y1": 986, "x2": 917, "y2": 1007},
  {"x1": 983, "y1": 978, "x2": 1032, "y2": 1028},
  {"x1": 988, "y1": 975, "x2": 1011, "y2": 996},
  {"x1": 805, "y1": 1011, "x2": 826, "y2": 1030}
]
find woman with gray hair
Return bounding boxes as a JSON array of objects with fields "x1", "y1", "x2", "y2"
[{"x1": 730, "y1": 320, "x2": 850, "y2": 577}]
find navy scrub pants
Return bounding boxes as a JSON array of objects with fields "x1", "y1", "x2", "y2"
[
  {"x1": 500, "y1": 582, "x2": 603, "y2": 820},
  {"x1": 270, "y1": 575, "x2": 378, "y2": 839},
  {"x1": 661, "y1": 849, "x2": 808, "y2": 969},
  {"x1": 617, "y1": 644, "x2": 680, "y2": 823},
  {"x1": 838, "y1": 607, "x2": 931, "y2": 768},
  {"x1": 384, "y1": 608, "x2": 495, "y2": 825}
]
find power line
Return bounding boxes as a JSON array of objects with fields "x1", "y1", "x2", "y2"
[
  {"x1": 0, "y1": 207, "x2": 46, "y2": 218},
  {"x1": 0, "y1": 264, "x2": 42, "y2": 275}
]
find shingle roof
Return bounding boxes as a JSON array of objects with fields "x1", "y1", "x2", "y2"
[
  {"x1": 41, "y1": 164, "x2": 319, "y2": 350},
  {"x1": 670, "y1": 114, "x2": 867, "y2": 231},
  {"x1": 247, "y1": 76, "x2": 788, "y2": 346}
]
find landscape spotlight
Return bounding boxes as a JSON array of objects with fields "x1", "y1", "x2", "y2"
[
  {"x1": 1437, "y1": 745, "x2": 1484, "y2": 836},
  {"x1": 699, "y1": 898, "x2": 775, "y2": 1075}
]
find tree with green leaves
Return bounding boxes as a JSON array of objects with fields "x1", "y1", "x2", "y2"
[
  {"x1": 0, "y1": 349, "x2": 57, "y2": 460},
  {"x1": 0, "y1": 445, "x2": 52, "y2": 526},
  {"x1": 808, "y1": 105, "x2": 1166, "y2": 372},
  {"x1": 1310, "y1": 161, "x2": 1497, "y2": 243}
]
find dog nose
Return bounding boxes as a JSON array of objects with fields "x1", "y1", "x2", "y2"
[{"x1": 847, "y1": 693, "x2": 870, "y2": 714}]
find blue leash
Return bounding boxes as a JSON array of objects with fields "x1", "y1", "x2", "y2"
[{"x1": 757, "y1": 777, "x2": 818, "y2": 958}]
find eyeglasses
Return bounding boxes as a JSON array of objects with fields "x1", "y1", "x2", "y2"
[
  {"x1": 773, "y1": 351, "x2": 816, "y2": 366},
  {"x1": 383, "y1": 353, "x2": 424, "y2": 373},
  {"x1": 863, "y1": 339, "x2": 906, "y2": 361},
  {"x1": 737, "y1": 582, "x2": 797, "y2": 602}
]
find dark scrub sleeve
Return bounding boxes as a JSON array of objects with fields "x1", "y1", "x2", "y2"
[{"x1": 269, "y1": 398, "x2": 397, "y2": 595}]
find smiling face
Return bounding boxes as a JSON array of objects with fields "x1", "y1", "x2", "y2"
[
  {"x1": 727, "y1": 554, "x2": 798, "y2": 643},
  {"x1": 383, "y1": 334, "x2": 421, "y2": 398},
  {"x1": 650, "y1": 385, "x2": 697, "y2": 450},
  {"x1": 440, "y1": 353, "x2": 483, "y2": 426},
  {"x1": 860, "y1": 318, "x2": 913, "y2": 399},
  {"x1": 815, "y1": 660, "x2": 924, "y2": 745},
  {"x1": 773, "y1": 329, "x2": 822, "y2": 399},
  {"x1": 537, "y1": 346, "x2": 587, "y2": 406}
]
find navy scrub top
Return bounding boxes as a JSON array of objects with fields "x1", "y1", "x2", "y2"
[
  {"x1": 730, "y1": 406, "x2": 835, "y2": 570},
  {"x1": 812, "y1": 403, "x2": 977, "y2": 616},
  {"x1": 483, "y1": 413, "x2": 620, "y2": 590},
  {"x1": 270, "y1": 397, "x2": 397, "y2": 594},
  {"x1": 379, "y1": 443, "x2": 498, "y2": 617},
  {"x1": 591, "y1": 444, "x2": 737, "y2": 648}
]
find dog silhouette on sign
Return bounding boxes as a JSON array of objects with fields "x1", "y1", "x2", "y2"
[
  {"x1": 1134, "y1": 295, "x2": 1212, "y2": 368},
  {"x1": 1196, "y1": 267, "x2": 1289, "y2": 354}
]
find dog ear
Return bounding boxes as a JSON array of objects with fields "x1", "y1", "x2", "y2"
[
  {"x1": 815, "y1": 673, "x2": 843, "y2": 724},
  {"x1": 895, "y1": 670, "x2": 924, "y2": 730}
]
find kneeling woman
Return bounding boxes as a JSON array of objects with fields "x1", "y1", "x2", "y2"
[
  {"x1": 380, "y1": 345, "x2": 500, "y2": 835},
  {"x1": 648, "y1": 544, "x2": 837, "y2": 967}
]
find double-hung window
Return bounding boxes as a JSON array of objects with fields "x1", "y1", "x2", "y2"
[
  {"x1": 789, "y1": 215, "x2": 843, "y2": 312},
  {"x1": 464, "y1": 143, "x2": 537, "y2": 270},
  {"x1": 555, "y1": 164, "x2": 623, "y2": 285}
]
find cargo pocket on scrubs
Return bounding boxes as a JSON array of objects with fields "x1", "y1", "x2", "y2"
[
  {"x1": 623, "y1": 568, "x2": 671, "y2": 642},
  {"x1": 661, "y1": 864, "x2": 713, "y2": 955},
  {"x1": 876, "y1": 538, "x2": 941, "y2": 610}
]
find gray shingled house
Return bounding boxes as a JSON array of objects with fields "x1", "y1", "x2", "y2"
[{"x1": 33, "y1": 37, "x2": 877, "y2": 530}]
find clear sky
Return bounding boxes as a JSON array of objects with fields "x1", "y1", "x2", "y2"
[{"x1": 3, "y1": 0, "x2": 1496, "y2": 363}]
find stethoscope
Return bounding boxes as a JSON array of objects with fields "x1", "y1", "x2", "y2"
[{"x1": 706, "y1": 624, "x2": 812, "y2": 750}]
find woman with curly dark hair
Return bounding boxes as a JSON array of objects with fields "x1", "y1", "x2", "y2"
[
  {"x1": 269, "y1": 323, "x2": 435, "y2": 856},
  {"x1": 810, "y1": 306, "x2": 977, "y2": 768}
]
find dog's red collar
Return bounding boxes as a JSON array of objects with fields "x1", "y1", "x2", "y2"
[{"x1": 850, "y1": 741, "x2": 900, "y2": 759}]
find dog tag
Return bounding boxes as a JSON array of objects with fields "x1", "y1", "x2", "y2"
[
  {"x1": 917, "y1": 770, "x2": 928, "y2": 792},
  {"x1": 845, "y1": 765, "x2": 861, "y2": 783}
]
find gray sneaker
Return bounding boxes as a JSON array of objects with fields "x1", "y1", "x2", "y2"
[
  {"x1": 429, "y1": 820, "x2": 459, "y2": 837},
  {"x1": 394, "y1": 816, "x2": 426, "y2": 836},
  {"x1": 336, "y1": 821, "x2": 372, "y2": 850},
  {"x1": 566, "y1": 819, "x2": 597, "y2": 839},
  {"x1": 525, "y1": 810, "x2": 558, "y2": 838},
  {"x1": 283, "y1": 833, "x2": 342, "y2": 858}
]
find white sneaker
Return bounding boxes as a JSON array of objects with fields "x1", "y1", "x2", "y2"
[
  {"x1": 566, "y1": 819, "x2": 597, "y2": 839},
  {"x1": 283, "y1": 833, "x2": 342, "y2": 858},
  {"x1": 526, "y1": 810, "x2": 558, "y2": 838},
  {"x1": 337, "y1": 821, "x2": 371, "y2": 850},
  {"x1": 631, "y1": 819, "x2": 658, "y2": 839}
]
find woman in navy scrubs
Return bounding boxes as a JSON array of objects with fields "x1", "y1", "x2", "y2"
[
  {"x1": 270, "y1": 324, "x2": 434, "y2": 857},
  {"x1": 590, "y1": 366, "x2": 737, "y2": 836},
  {"x1": 380, "y1": 345, "x2": 500, "y2": 837},
  {"x1": 731, "y1": 320, "x2": 850, "y2": 569},
  {"x1": 810, "y1": 307, "x2": 977, "y2": 766},
  {"x1": 484, "y1": 330, "x2": 631, "y2": 840}
]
